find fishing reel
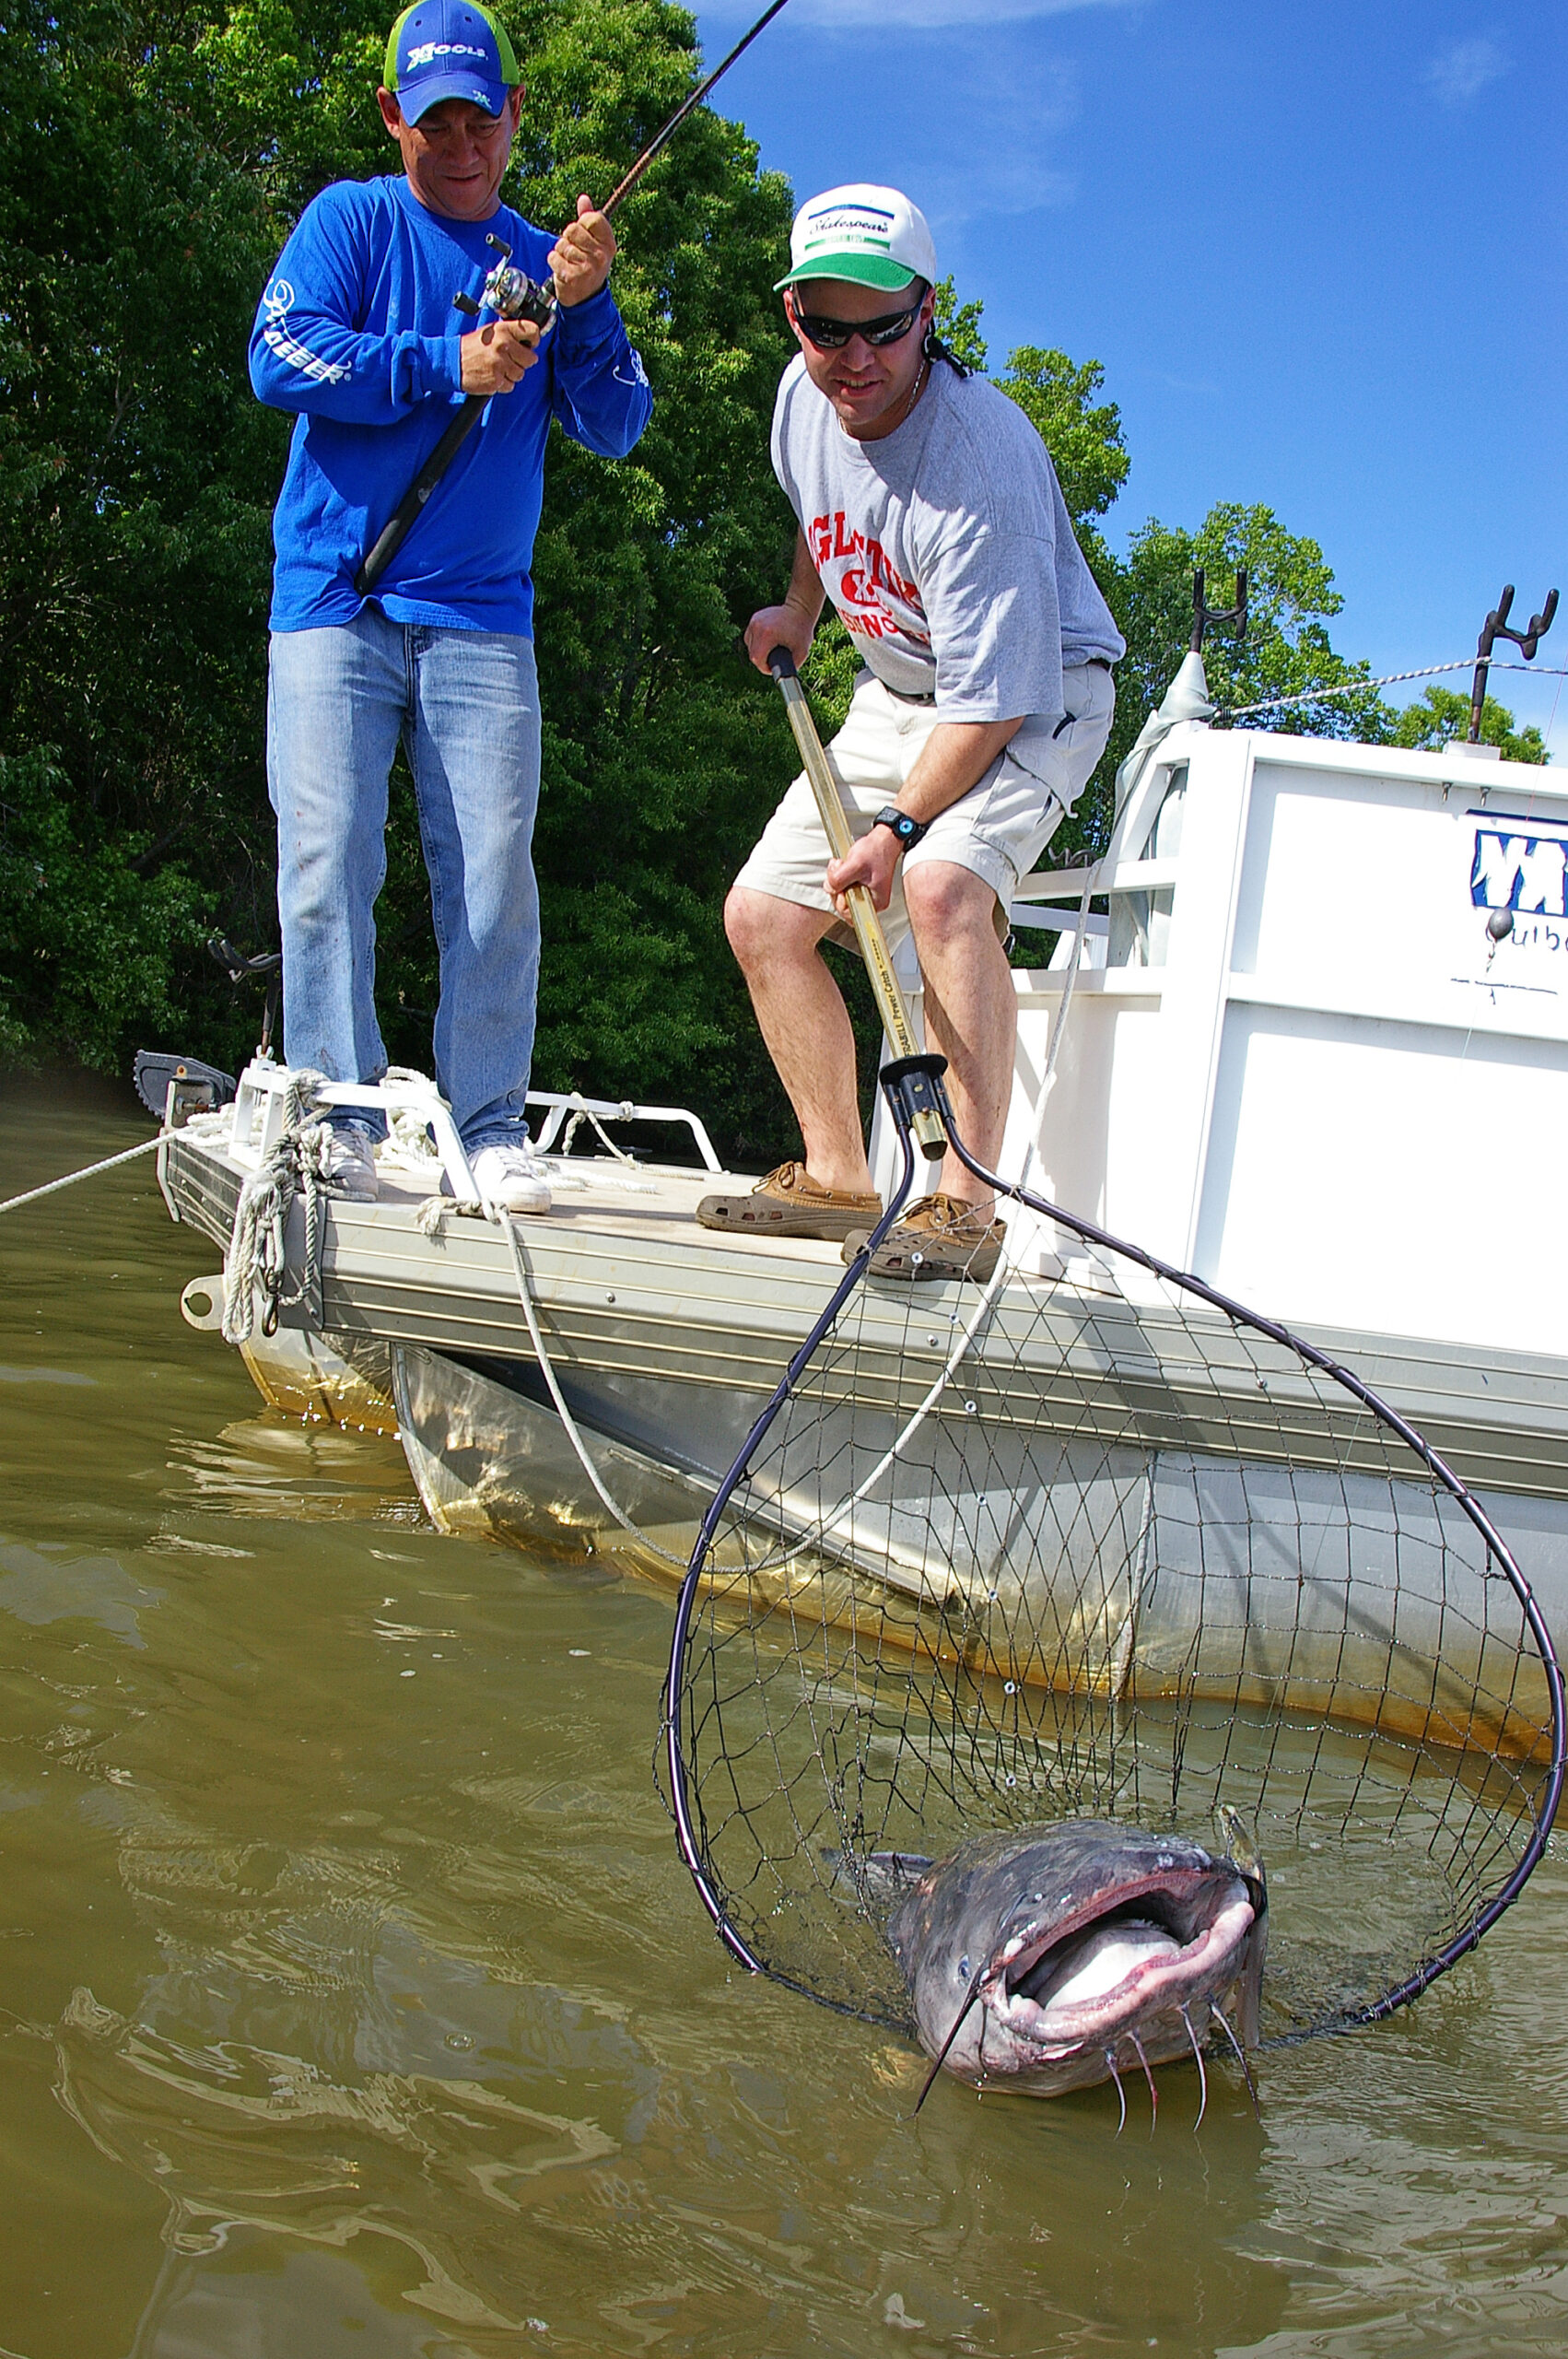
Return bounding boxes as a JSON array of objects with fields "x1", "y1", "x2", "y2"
[{"x1": 452, "y1": 234, "x2": 556, "y2": 334}]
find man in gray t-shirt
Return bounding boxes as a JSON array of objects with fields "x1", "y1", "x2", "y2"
[{"x1": 696, "y1": 183, "x2": 1124, "y2": 1282}]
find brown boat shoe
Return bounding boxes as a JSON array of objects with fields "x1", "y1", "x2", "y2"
[
  {"x1": 842, "y1": 1191, "x2": 1007, "y2": 1284},
  {"x1": 696, "y1": 1161, "x2": 883, "y2": 1242}
]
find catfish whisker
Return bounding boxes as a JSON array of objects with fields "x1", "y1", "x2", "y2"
[
  {"x1": 1210, "y1": 2002, "x2": 1262, "y2": 2120},
  {"x1": 1129, "y1": 2031, "x2": 1158, "y2": 2131},
  {"x1": 1181, "y1": 2004, "x2": 1207, "y2": 2130},
  {"x1": 912, "y1": 1979, "x2": 984, "y2": 2117},
  {"x1": 1104, "y1": 2047, "x2": 1128, "y2": 2137}
]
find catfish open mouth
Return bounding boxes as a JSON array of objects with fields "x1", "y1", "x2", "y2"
[
  {"x1": 994, "y1": 1870, "x2": 1258, "y2": 2054},
  {"x1": 887, "y1": 1819, "x2": 1269, "y2": 2112}
]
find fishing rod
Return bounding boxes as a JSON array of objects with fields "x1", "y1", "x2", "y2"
[{"x1": 356, "y1": 0, "x2": 794, "y2": 596}]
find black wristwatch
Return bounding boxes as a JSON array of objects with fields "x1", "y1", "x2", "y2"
[{"x1": 873, "y1": 804, "x2": 929, "y2": 853}]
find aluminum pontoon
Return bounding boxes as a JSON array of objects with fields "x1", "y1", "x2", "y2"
[{"x1": 155, "y1": 690, "x2": 1568, "y2": 1631}]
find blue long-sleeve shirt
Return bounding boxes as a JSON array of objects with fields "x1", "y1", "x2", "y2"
[{"x1": 250, "y1": 174, "x2": 652, "y2": 636}]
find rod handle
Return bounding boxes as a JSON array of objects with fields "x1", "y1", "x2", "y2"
[{"x1": 355, "y1": 396, "x2": 486, "y2": 595}]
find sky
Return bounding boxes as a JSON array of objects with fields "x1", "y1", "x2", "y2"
[{"x1": 691, "y1": 0, "x2": 1568, "y2": 753}]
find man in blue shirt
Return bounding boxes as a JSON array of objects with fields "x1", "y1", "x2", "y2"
[{"x1": 251, "y1": 0, "x2": 652, "y2": 1209}]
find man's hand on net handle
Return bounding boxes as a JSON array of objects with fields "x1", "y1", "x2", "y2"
[{"x1": 745, "y1": 603, "x2": 816, "y2": 676}]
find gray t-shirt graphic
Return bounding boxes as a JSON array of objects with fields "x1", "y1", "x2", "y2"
[{"x1": 770, "y1": 354, "x2": 1124, "y2": 722}]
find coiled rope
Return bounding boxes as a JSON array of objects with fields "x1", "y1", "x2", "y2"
[{"x1": 220, "y1": 1069, "x2": 336, "y2": 1344}]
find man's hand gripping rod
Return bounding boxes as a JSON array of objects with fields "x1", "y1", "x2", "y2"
[
  {"x1": 356, "y1": 0, "x2": 794, "y2": 596},
  {"x1": 766, "y1": 647, "x2": 947, "y2": 1162}
]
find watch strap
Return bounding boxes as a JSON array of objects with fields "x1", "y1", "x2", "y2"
[{"x1": 873, "y1": 804, "x2": 929, "y2": 852}]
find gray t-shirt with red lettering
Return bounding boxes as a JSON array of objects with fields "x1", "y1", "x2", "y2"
[{"x1": 770, "y1": 353, "x2": 1124, "y2": 721}]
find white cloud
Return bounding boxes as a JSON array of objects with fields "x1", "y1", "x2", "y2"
[
  {"x1": 1423, "y1": 35, "x2": 1507, "y2": 106},
  {"x1": 920, "y1": 155, "x2": 1077, "y2": 225},
  {"x1": 708, "y1": 0, "x2": 1133, "y2": 25},
  {"x1": 915, "y1": 53, "x2": 1080, "y2": 224}
]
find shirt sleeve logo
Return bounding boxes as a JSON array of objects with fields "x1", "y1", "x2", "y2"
[{"x1": 259, "y1": 276, "x2": 351, "y2": 386}]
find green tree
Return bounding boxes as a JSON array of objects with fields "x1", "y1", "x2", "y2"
[
  {"x1": 0, "y1": 0, "x2": 287, "y2": 1067},
  {"x1": 1115, "y1": 504, "x2": 1387, "y2": 747},
  {"x1": 0, "y1": 0, "x2": 808, "y2": 1156},
  {"x1": 0, "y1": 747, "x2": 206, "y2": 1067},
  {"x1": 993, "y1": 348, "x2": 1129, "y2": 532},
  {"x1": 1389, "y1": 683, "x2": 1546, "y2": 765},
  {"x1": 930, "y1": 275, "x2": 988, "y2": 376}
]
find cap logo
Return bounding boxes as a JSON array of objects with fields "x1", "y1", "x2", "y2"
[
  {"x1": 805, "y1": 209, "x2": 893, "y2": 235},
  {"x1": 405, "y1": 37, "x2": 486, "y2": 65},
  {"x1": 776, "y1": 183, "x2": 937, "y2": 295}
]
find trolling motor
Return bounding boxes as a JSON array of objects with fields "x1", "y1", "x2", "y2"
[
  {"x1": 1469, "y1": 582, "x2": 1558, "y2": 745},
  {"x1": 130, "y1": 935, "x2": 278, "y2": 1124},
  {"x1": 356, "y1": 0, "x2": 795, "y2": 596},
  {"x1": 208, "y1": 932, "x2": 282, "y2": 1059}
]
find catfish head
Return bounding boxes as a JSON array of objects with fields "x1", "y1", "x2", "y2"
[{"x1": 886, "y1": 1817, "x2": 1267, "y2": 2114}]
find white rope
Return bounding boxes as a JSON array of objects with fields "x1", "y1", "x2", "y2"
[
  {"x1": 1219, "y1": 656, "x2": 1567, "y2": 720},
  {"x1": 221, "y1": 1069, "x2": 334, "y2": 1344},
  {"x1": 499, "y1": 1215, "x2": 690, "y2": 1570},
  {"x1": 377, "y1": 1065, "x2": 447, "y2": 1177},
  {"x1": 557, "y1": 1099, "x2": 640, "y2": 1165},
  {"x1": 0, "y1": 1133, "x2": 162, "y2": 1215}
]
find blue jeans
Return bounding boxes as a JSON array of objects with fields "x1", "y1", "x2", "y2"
[{"x1": 266, "y1": 609, "x2": 541, "y2": 1148}]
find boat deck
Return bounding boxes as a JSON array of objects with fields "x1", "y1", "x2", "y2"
[{"x1": 156, "y1": 1116, "x2": 1568, "y2": 1524}]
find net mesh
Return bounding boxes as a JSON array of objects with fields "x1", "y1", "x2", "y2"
[{"x1": 663, "y1": 1105, "x2": 1563, "y2": 2048}]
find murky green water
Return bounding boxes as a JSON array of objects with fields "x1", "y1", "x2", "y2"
[{"x1": 3, "y1": 1076, "x2": 1568, "y2": 2358}]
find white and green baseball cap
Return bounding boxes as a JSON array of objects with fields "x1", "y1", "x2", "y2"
[{"x1": 774, "y1": 184, "x2": 938, "y2": 294}]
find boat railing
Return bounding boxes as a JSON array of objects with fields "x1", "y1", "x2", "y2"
[
  {"x1": 220, "y1": 1060, "x2": 725, "y2": 1209},
  {"x1": 225, "y1": 1059, "x2": 484, "y2": 1201},
  {"x1": 525, "y1": 1089, "x2": 722, "y2": 1172}
]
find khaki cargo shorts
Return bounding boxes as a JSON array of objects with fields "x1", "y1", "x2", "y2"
[{"x1": 733, "y1": 662, "x2": 1116, "y2": 959}]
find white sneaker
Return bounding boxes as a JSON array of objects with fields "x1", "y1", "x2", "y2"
[
  {"x1": 320, "y1": 1126, "x2": 379, "y2": 1201},
  {"x1": 470, "y1": 1141, "x2": 552, "y2": 1215}
]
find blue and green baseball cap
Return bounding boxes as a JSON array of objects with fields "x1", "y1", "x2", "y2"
[{"x1": 383, "y1": 0, "x2": 519, "y2": 122}]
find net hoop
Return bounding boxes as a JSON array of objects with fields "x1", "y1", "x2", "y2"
[{"x1": 664, "y1": 1058, "x2": 1567, "y2": 2035}]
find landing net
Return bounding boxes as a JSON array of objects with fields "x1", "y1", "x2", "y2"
[{"x1": 662, "y1": 1067, "x2": 1565, "y2": 2046}]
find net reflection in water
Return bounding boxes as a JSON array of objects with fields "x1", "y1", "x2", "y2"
[{"x1": 666, "y1": 1168, "x2": 1563, "y2": 2046}]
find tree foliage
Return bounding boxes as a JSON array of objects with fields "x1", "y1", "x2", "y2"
[
  {"x1": 0, "y1": 0, "x2": 807, "y2": 1156},
  {"x1": 0, "y1": 6, "x2": 1547, "y2": 1157},
  {"x1": 1389, "y1": 684, "x2": 1546, "y2": 765},
  {"x1": 1115, "y1": 504, "x2": 1388, "y2": 748}
]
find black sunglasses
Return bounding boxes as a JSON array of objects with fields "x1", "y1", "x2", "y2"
[{"x1": 790, "y1": 299, "x2": 923, "y2": 352}]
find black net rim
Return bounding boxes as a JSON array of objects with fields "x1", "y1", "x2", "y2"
[{"x1": 663, "y1": 1059, "x2": 1568, "y2": 2032}]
